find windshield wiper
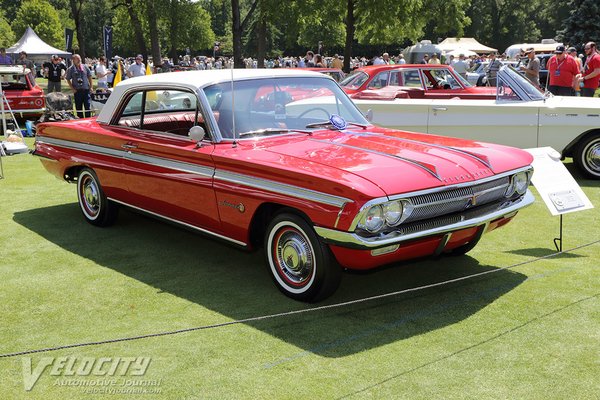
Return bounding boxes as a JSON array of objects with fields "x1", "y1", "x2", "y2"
[
  {"x1": 305, "y1": 121, "x2": 370, "y2": 130},
  {"x1": 238, "y1": 128, "x2": 312, "y2": 137}
]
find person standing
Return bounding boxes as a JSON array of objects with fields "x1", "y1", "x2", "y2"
[
  {"x1": 44, "y1": 55, "x2": 67, "y2": 93},
  {"x1": 95, "y1": 56, "x2": 112, "y2": 89},
  {"x1": 580, "y1": 42, "x2": 600, "y2": 97},
  {"x1": 18, "y1": 51, "x2": 36, "y2": 82},
  {"x1": 485, "y1": 52, "x2": 502, "y2": 86},
  {"x1": 0, "y1": 48, "x2": 12, "y2": 65},
  {"x1": 452, "y1": 54, "x2": 469, "y2": 79},
  {"x1": 520, "y1": 48, "x2": 540, "y2": 88},
  {"x1": 65, "y1": 54, "x2": 93, "y2": 118},
  {"x1": 547, "y1": 45, "x2": 580, "y2": 96},
  {"x1": 126, "y1": 54, "x2": 146, "y2": 78},
  {"x1": 428, "y1": 53, "x2": 441, "y2": 64}
]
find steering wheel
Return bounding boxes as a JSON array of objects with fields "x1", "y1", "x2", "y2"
[{"x1": 298, "y1": 107, "x2": 330, "y2": 119}]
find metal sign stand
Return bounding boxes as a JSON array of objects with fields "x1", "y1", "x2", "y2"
[{"x1": 553, "y1": 214, "x2": 563, "y2": 252}]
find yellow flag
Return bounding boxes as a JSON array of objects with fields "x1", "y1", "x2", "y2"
[
  {"x1": 112, "y1": 60, "x2": 122, "y2": 87},
  {"x1": 145, "y1": 62, "x2": 152, "y2": 76}
]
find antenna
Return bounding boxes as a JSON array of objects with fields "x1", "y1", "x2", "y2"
[{"x1": 230, "y1": 63, "x2": 237, "y2": 147}]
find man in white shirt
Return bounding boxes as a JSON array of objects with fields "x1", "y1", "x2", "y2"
[
  {"x1": 126, "y1": 54, "x2": 146, "y2": 78},
  {"x1": 95, "y1": 56, "x2": 112, "y2": 89},
  {"x1": 452, "y1": 54, "x2": 468, "y2": 79}
]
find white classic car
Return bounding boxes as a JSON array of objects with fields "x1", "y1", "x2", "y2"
[{"x1": 354, "y1": 66, "x2": 600, "y2": 179}]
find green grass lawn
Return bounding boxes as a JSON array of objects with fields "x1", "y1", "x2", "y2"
[{"x1": 1, "y1": 140, "x2": 599, "y2": 399}]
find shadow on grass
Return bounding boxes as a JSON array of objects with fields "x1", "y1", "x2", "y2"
[
  {"x1": 505, "y1": 247, "x2": 584, "y2": 259},
  {"x1": 14, "y1": 203, "x2": 527, "y2": 358},
  {"x1": 563, "y1": 158, "x2": 600, "y2": 188}
]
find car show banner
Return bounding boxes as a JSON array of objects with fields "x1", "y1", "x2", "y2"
[
  {"x1": 103, "y1": 26, "x2": 113, "y2": 61},
  {"x1": 65, "y1": 29, "x2": 74, "y2": 53}
]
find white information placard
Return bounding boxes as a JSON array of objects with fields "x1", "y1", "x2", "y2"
[{"x1": 525, "y1": 147, "x2": 594, "y2": 216}]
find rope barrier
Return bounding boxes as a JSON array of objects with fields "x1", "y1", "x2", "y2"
[{"x1": 1, "y1": 239, "x2": 598, "y2": 359}]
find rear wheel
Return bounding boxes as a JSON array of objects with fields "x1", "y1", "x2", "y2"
[
  {"x1": 265, "y1": 213, "x2": 341, "y2": 302},
  {"x1": 574, "y1": 134, "x2": 600, "y2": 179},
  {"x1": 77, "y1": 168, "x2": 118, "y2": 226}
]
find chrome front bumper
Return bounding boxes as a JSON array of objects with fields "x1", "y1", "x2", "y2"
[{"x1": 315, "y1": 190, "x2": 535, "y2": 249}]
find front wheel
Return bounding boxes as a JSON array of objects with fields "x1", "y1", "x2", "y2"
[
  {"x1": 265, "y1": 213, "x2": 341, "y2": 302},
  {"x1": 77, "y1": 168, "x2": 118, "y2": 226},
  {"x1": 574, "y1": 134, "x2": 600, "y2": 179}
]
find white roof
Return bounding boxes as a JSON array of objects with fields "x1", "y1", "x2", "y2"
[
  {"x1": 96, "y1": 69, "x2": 327, "y2": 123},
  {"x1": 6, "y1": 27, "x2": 71, "y2": 56},
  {"x1": 438, "y1": 37, "x2": 497, "y2": 53},
  {"x1": 0, "y1": 65, "x2": 28, "y2": 74}
]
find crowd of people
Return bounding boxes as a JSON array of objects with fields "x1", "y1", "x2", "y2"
[{"x1": 2, "y1": 40, "x2": 599, "y2": 119}]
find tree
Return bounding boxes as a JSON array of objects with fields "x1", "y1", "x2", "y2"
[
  {"x1": 13, "y1": 0, "x2": 63, "y2": 49},
  {"x1": 0, "y1": 11, "x2": 15, "y2": 48},
  {"x1": 231, "y1": 0, "x2": 258, "y2": 67},
  {"x1": 559, "y1": 0, "x2": 600, "y2": 47}
]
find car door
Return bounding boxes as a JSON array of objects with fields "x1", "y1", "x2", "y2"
[
  {"x1": 354, "y1": 98, "x2": 432, "y2": 132},
  {"x1": 105, "y1": 89, "x2": 221, "y2": 232},
  {"x1": 426, "y1": 98, "x2": 540, "y2": 148}
]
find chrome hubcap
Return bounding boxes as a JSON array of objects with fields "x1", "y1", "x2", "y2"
[
  {"x1": 82, "y1": 177, "x2": 100, "y2": 215},
  {"x1": 585, "y1": 141, "x2": 600, "y2": 172},
  {"x1": 276, "y1": 230, "x2": 313, "y2": 285}
]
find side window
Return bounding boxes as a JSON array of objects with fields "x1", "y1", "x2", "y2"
[
  {"x1": 116, "y1": 89, "x2": 205, "y2": 137},
  {"x1": 402, "y1": 70, "x2": 423, "y2": 87},
  {"x1": 367, "y1": 71, "x2": 389, "y2": 89}
]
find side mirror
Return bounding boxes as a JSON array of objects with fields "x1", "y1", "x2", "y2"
[
  {"x1": 189, "y1": 125, "x2": 205, "y2": 143},
  {"x1": 365, "y1": 109, "x2": 373, "y2": 122}
]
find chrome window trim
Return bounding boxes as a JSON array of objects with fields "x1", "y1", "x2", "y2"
[
  {"x1": 316, "y1": 190, "x2": 534, "y2": 249},
  {"x1": 214, "y1": 170, "x2": 352, "y2": 208},
  {"x1": 107, "y1": 197, "x2": 247, "y2": 247}
]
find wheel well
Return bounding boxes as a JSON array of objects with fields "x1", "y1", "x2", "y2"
[
  {"x1": 64, "y1": 165, "x2": 85, "y2": 182},
  {"x1": 562, "y1": 129, "x2": 600, "y2": 158},
  {"x1": 248, "y1": 203, "x2": 313, "y2": 249}
]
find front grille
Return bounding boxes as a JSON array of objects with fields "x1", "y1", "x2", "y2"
[{"x1": 404, "y1": 176, "x2": 510, "y2": 224}]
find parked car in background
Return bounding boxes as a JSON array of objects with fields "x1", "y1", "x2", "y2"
[
  {"x1": 0, "y1": 65, "x2": 45, "y2": 117},
  {"x1": 340, "y1": 64, "x2": 497, "y2": 100},
  {"x1": 307, "y1": 67, "x2": 345, "y2": 82},
  {"x1": 34, "y1": 69, "x2": 534, "y2": 301},
  {"x1": 353, "y1": 66, "x2": 600, "y2": 179},
  {"x1": 466, "y1": 60, "x2": 520, "y2": 86}
]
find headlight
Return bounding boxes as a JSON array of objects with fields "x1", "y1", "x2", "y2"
[
  {"x1": 360, "y1": 205, "x2": 384, "y2": 233},
  {"x1": 505, "y1": 170, "x2": 532, "y2": 197},
  {"x1": 514, "y1": 171, "x2": 529, "y2": 195},
  {"x1": 383, "y1": 201, "x2": 403, "y2": 226}
]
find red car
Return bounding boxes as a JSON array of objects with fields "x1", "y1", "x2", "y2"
[
  {"x1": 340, "y1": 64, "x2": 497, "y2": 100},
  {"x1": 0, "y1": 65, "x2": 45, "y2": 117},
  {"x1": 33, "y1": 69, "x2": 534, "y2": 302}
]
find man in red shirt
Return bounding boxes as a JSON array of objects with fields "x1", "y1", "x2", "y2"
[
  {"x1": 580, "y1": 42, "x2": 600, "y2": 97},
  {"x1": 547, "y1": 45, "x2": 580, "y2": 96}
]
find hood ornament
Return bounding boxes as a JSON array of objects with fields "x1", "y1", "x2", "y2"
[{"x1": 329, "y1": 114, "x2": 347, "y2": 130}]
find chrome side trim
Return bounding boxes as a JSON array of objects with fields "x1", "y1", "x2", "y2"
[
  {"x1": 215, "y1": 170, "x2": 352, "y2": 208},
  {"x1": 125, "y1": 152, "x2": 214, "y2": 177},
  {"x1": 308, "y1": 138, "x2": 441, "y2": 180},
  {"x1": 36, "y1": 137, "x2": 123, "y2": 158},
  {"x1": 315, "y1": 190, "x2": 534, "y2": 249},
  {"x1": 35, "y1": 137, "x2": 215, "y2": 178},
  {"x1": 108, "y1": 197, "x2": 247, "y2": 247}
]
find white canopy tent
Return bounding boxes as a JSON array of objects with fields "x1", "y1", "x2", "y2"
[
  {"x1": 438, "y1": 37, "x2": 498, "y2": 54},
  {"x1": 6, "y1": 27, "x2": 71, "y2": 63},
  {"x1": 446, "y1": 48, "x2": 478, "y2": 58}
]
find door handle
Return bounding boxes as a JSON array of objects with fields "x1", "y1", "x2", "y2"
[
  {"x1": 121, "y1": 143, "x2": 138, "y2": 150},
  {"x1": 432, "y1": 107, "x2": 447, "y2": 112}
]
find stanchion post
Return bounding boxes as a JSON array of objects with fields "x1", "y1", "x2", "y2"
[{"x1": 553, "y1": 214, "x2": 563, "y2": 252}]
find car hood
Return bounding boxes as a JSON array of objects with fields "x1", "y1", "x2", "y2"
[{"x1": 252, "y1": 127, "x2": 531, "y2": 196}]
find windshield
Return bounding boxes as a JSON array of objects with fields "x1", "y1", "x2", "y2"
[
  {"x1": 498, "y1": 66, "x2": 545, "y2": 101},
  {"x1": 339, "y1": 71, "x2": 369, "y2": 89},
  {"x1": 203, "y1": 76, "x2": 369, "y2": 139}
]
